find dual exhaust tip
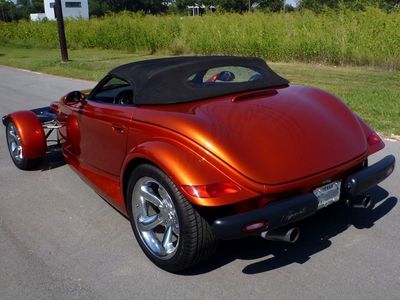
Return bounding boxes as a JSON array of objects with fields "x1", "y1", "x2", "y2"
[
  {"x1": 259, "y1": 195, "x2": 371, "y2": 244},
  {"x1": 261, "y1": 227, "x2": 300, "y2": 243},
  {"x1": 346, "y1": 195, "x2": 372, "y2": 209}
]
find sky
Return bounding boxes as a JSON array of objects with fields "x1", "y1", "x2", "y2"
[{"x1": 286, "y1": 0, "x2": 298, "y2": 7}]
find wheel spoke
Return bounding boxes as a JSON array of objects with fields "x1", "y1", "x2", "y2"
[
  {"x1": 8, "y1": 130, "x2": 18, "y2": 141},
  {"x1": 172, "y1": 223, "x2": 180, "y2": 236},
  {"x1": 140, "y1": 186, "x2": 163, "y2": 208},
  {"x1": 142, "y1": 231, "x2": 165, "y2": 257},
  {"x1": 12, "y1": 145, "x2": 18, "y2": 156},
  {"x1": 138, "y1": 214, "x2": 163, "y2": 231},
  {"x1": 16, "y1": 147, "x2": 23, "y2": 159},
  {"x1": 6, "y1": 123, "x2": 23, "y2": 162},
  {"x1": 162, "y1": 225, "x2": 174, "y2": 253},
  {"x1": 158, "y1": 186, "x2": 169, "y2": 201},
  {"x1": 133, "y1": 177, "x2": 180, "y2": 260}
]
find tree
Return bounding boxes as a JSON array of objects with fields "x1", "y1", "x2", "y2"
[
  {"x1": 174, "y1": 0, "x2": 194, "y2": 11},
  {"x1": 258, "y1": 0, "x2": 285, "y2": 11},
  {"x1": 88, "y1": 0, "x2": 167, "y2": 16},
  {"x1": 298, "y1": 0, "x2": 337, "y2": 11},
  {"x1": 218, "y1": 0, "x2": 249, "y2": 12},
  {"x1": 0, "y1": 0, "x2": 16, "y2": 22},
  {"x1": 30, "y1": 0, "x2": 44, "y2": 13},
  {"x1": 88, "y1": 0, "x2": 109, "y2": 16},
  {"x1": 298, "y1": 0, "x2": 400, "y2": 12},
  {"x1": 141, "y1": 0, "x2": 168, "y2": 13},
  {"x1": 0, "y1": 0, "x2": 44, "y2": 20}
]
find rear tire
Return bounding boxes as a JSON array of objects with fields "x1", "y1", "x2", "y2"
[
  {"x1": 6, "y1": 121, "x2": 41, "y2": 170},
  {"x1": 127, "y1": 164, "x2": 218, "y2": 272}
]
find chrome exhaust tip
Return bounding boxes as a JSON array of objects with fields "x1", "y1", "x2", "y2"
[
  {"x1": 261, "y1": 227, "x2": 300, "y2": 243},
  {"x1": 346, "y1": 195, "x2": 372, "y2": 209}
]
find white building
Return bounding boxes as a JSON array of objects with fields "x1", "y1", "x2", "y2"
[
  {"x1": 30, "y1": 13, "x2": 47, "y2": 21},
  {"x1": 43, "y1": 0, "x2": 89, "y2": 20}
]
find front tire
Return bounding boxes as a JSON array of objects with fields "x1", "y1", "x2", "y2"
[
  {"x1": 127, "y1": 164, "x2": 218, "y2": 272},
  {"x1": 6, "y1": 121, "x2": 41, "y2": 170}
]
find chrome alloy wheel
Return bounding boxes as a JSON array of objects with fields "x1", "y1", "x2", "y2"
[
  {"x1": 7, "y1": 122, "x2": 23, "y2": 162},
  {"x1": 132, "y1": 177, "x2": 180, "y2": 260}
]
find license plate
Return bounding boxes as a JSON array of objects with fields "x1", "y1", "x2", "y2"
[{"x1": 313, "y1": 180, "x2": 341, "y2": 209}]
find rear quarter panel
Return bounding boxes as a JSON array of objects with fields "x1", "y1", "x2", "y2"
[{"x1": 122, "y1": 120, "x2": 260, "y2": 207}]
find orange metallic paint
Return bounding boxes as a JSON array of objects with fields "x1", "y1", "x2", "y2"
[
  {"x1": 356, "y1": 115, "x2": 385, "y2": 155},
  {"x1": 64, "y1": 150, "x2": 127, "y2": 214},
  {"x1": 7, "y1": 110, "x2": 46, "y2": 159},
  {"x1": 132, "y1": 86, "x2": 368, "y2": 186},
  {"x1": 77, "y1": 101, "x2": 131, "y2": 175},
  {"x1": 120, "y1": 134, "x2": 259, "y2": 207},
  {"x1": 52, "y1": 84, "x2": 382, "y2": 214}
]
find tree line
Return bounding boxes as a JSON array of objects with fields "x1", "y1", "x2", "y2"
[{"x1": 0, "y1": 0, "x2": 399, "y2": 22}]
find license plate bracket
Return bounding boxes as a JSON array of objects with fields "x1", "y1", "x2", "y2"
[{"x1": 313, "y1": 180, "x2": 342, "y2": 209}]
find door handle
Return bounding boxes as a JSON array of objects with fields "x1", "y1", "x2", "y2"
[{"x1": 112, "y1": 123, "x2": 126, "y2": 134}]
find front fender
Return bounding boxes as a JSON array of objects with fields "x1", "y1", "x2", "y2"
[
  {"x1": 121, "y1": 139, "x2": 259, "y2": 207},
  {"x1": 4, "y1": 111, "x2": 46, "y2": 159}
]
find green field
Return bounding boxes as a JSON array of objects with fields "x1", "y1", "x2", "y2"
[
  {"x1": 1, "y1": 8, "x2": 400, "y2": 70},
  {"x1": 0, "y1": 46, "x2": 398, "y2": 137}
]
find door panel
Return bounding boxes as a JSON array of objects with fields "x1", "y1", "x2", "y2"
[{"x1": 78, "y1": 101, "x2": 132, "y2": 176}]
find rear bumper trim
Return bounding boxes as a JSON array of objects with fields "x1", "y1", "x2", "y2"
[
  {"x1": 344, "y1": 155, "x2": 395, "y2": 196},
  {"x1": 212, "y1": 155, "x2": 395, "y2": 240},
  {"x1": 212, "y1": 193, "x2": 318, "y2": 240}
]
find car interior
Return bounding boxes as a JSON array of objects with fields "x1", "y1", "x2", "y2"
[
  {"x1": 188, "y1": 65, "x2": 266, "y2": 87},
  {"x1": 90, "y1": 77, "x2": 134, "y2": 105}
]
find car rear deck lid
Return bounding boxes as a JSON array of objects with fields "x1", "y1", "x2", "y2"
[{"x1": 232, "y1": 89, "x2": 278, "y2": 102}]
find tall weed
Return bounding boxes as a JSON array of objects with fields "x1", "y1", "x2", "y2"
[{"x1": 0, "y1": 8, "x2": 399, "y2": 69}]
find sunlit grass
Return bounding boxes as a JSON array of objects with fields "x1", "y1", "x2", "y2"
[{"x1": 1, "y1": 8, "x2": 399, "y2": 69}]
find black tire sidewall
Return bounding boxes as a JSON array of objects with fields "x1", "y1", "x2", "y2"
[
  {"x1": 6, "y1": 121, "x2": 30, "y2": 170},
  {"x1": 126, "y1": 164, "x2": 197, "y2": 272}
]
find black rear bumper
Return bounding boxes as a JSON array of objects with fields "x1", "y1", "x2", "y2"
[
  {"x1": 212, "y1": 155, "x2": 395, "y2": 240},
  {"x1": 213, "y1": 193, "x2": 318, "y2": 240},
  {"x1": 344, "y1": 155, "x2": 395, "y2": 196}
]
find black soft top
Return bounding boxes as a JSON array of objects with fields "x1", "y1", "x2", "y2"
[{"x1": 109, "y1": 56, "x2": 289, "y2": 105}]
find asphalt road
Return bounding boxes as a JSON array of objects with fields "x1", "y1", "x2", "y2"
[{"x1": 0, "y1": 65, "x2": 399, "y2": 300}]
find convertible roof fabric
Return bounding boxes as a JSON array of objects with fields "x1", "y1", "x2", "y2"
[{"x1": 109, "y1": 56, "x2": 289, "y2": 105}]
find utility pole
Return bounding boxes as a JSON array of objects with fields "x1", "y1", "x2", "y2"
[{"x1": 54, "y1": 0, "x2": 69, "y2": 63}]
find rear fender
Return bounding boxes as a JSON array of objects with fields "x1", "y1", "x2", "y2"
[
  {"x1": 355, "y1": 115, "x2": 385, "y2": 155},
  {"x1": 121, "y1": 139, "x2": 259, "y2": 207},
  {"x1": 4, "y1": 111, "x2": 46, "y2": 159}
]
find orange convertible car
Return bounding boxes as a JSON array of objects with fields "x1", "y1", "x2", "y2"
[{"x1": 3, "y1": 56, "x2": 395, "y2": 272}]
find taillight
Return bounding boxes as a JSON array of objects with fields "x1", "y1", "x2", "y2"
[
  {"x1": 182, "y1": 182, "x2": 240, "y2": 198},
  {"x1": 355, "y1": 114, "x2": 384, "y2": 155},
  {"x1": 367, "y1": 132, "x2": 381, "y2": 146}
]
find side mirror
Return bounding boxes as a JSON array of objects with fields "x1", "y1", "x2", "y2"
[
  {"x1": 217, "y1": 71, "x2": 235, "y2": 82},
  {"x1": 65, "y1": 91, "x2": 86, "y2": 105}
]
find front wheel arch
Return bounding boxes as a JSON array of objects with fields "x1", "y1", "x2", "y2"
[
  {"x1": 5, "y1": 110, "x2": 46, "y2": 160},
  {"x1": 5, "y1": 119, "x2": 42, "y2": 170}
]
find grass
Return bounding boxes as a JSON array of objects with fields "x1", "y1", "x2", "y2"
[
  {"x1": 0, "y1": 47, "x2": 161, "y2": 80},
  {"x1": 0, "y1": 46, "x2": 399, "y2": 136},
  {"x1": 1, "y1": 8, "x2": 400, "y2": 70}
]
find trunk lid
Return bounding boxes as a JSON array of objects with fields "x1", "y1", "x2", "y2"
[{"x1": 138, "y1": 85, "x2": 367, "y2": 185}]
